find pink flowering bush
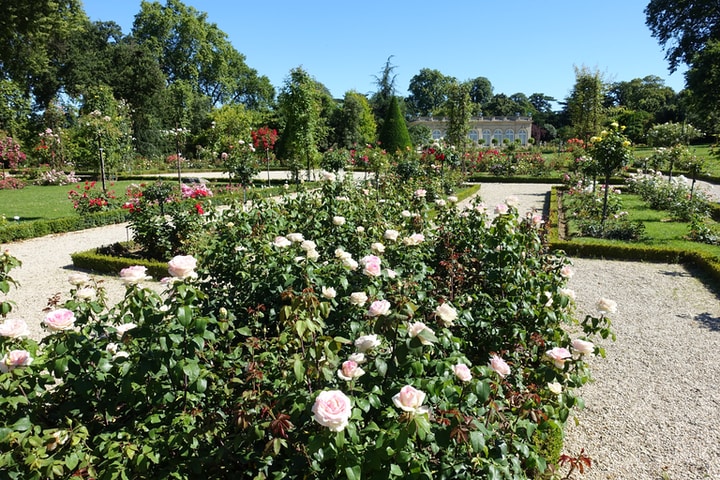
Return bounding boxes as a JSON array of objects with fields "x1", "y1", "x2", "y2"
[{"x1": 0, "y1": 176, "x2": 615, "y2": 479}]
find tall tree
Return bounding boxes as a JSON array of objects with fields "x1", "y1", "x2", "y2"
[
  {"x1": 370, "y1": 56, "x2": 399, "y2": 131},
  {"x1": 684, "y1": 39, "x2": 720, "y2": 135},
  {"x1": 605, "y1": 76, "x2": 676, "y2": 115},
  {"x1": 379, "y1": 96, "x2": 411, "y2": 153},
  {"x1": 406, "y1": 68, "x2": 456, "y2": 117},
  {"x1": 645, "y1": 0, "x2": 720, "y2": 73},
  {"x1": 484, "y1": 94, "x2": 520, "y2": 117},
  {"x1": 445, "y1": 82, "x2": 472, "y2": 158},
  {"x1": 565, "y1": 66, "x2": 606, "y2": 141},
  {"x1": 465, "y1": 76, "x2": 494, "y2": 111},
  {"x1": 0, "y1": 0, "x2": 87, "y2": 109},
  {"x1": 332, "y1": 91, "x2": 377, "y2": 148},
  {"x1": 132, "y1": 0, "x2": 274, "y2": 109},
  {"x1": 277, "y1": 67, "x2": 324, "y2": 180}
]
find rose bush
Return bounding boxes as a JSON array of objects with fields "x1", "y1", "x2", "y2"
[{"x1": 0, "y1": 174, "x2": 615, "y2": 479}]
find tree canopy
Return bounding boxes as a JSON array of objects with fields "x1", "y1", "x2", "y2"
[{"x1": 645, "y1": 0, "x2": 720, "y2": 73}]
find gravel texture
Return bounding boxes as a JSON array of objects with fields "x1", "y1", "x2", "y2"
[{"x1": 2, "y1": 181, "x2": 719, "y2": 479}]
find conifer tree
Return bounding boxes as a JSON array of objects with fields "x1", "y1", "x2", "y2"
[{"x1": 379, "y1": 96, "x2": 411, "y2": 153}]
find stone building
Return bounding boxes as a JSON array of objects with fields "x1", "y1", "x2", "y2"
[{"x1": 410, "y1": 116, "x2": 533, "y2": 146}]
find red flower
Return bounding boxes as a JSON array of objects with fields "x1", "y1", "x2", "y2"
[{"x1": 194, "y1": 203, "x2": 204, "y2": 215}]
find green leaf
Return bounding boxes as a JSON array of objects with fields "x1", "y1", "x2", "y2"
[
  {"x1": 390, "y1": 464, "x2": 403, "y2": 477},
  {"x1": 344, "y1": 465, "x2": 361, "y2": 480},
  {"x1": 182, "y1": 361, "x2": 200, "y2": 383},
  {"x1": 293, "y1": 356, "x2": 304, "y2": 382},
  {"x1": 65, "y1": 452, "x2": 79, "y2": 471},
  {"x1": 12, "y1": 417, "x2": 32, "y2": 432},
  {"x1": 177, "y1": 305, "x2": 192, "y2": 327},
  {"x1": 469, "y1": 431, "x2": 485, "y2": 452}
]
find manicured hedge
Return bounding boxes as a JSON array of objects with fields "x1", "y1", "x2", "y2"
[
  {"x1": 0, "y1": 210, "x2": 129, "y2": 244},
  {"x1": 70, "y1": 247, "x2": 168, "y2": 280}
]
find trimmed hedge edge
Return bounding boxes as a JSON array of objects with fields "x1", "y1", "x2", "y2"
[
  {"x1": 547, "y1": 186, "x2": 720, "y2": 287},
  {"x1": 71, "y1": 248, "x2": 168, "y2": 281},
  {"x1": 0, "y1": 210, "x2": 129, "y2": 244}
]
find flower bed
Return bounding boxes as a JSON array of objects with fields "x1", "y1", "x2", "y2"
[{"x1": 0, "y1": 175, "x2": 613, "y2": 479}]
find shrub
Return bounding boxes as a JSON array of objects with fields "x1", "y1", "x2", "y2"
[
  {"x1": 123, "y1": 181, "x2": 213, "y2": 260},
  {"x1": 67, "y1": 181, "x2": 117, "y2": 214},
  {"x1": 0, "y1": 178, "x2": 615, "y2": 479}
]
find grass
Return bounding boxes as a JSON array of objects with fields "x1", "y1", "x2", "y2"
[
  {"x1": 634, "y1": 144, "x2": 720, "y2": 177},
  {"x1": 566, "y1": 192, "x2": 720, "y2": 260},
  {"x1": 0, "y1": 181, "x2": 137, "y2": 221}
]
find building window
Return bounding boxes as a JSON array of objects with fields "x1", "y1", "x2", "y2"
[
  {"x1": 493, "y1": 129, "x2": 503, "y2": 144},
  {"x1": 432, "y1": 129, "x2": 443, "y2": 140},
  {"x1": 483, "y1": 129, "x2": 492, "y2": 145},
  {"x1": 505, "y1": 129, "x2": 515, "y2": 143},
  {"x1": 468, "y1": 129, "x2": 479, "y2": 143},
  {"x1": 518, "y1": 129, "x2": 528, "y2": 145}
]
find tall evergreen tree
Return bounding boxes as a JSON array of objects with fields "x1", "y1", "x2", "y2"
[{"x1": 379, "y1": 96, "x2": 411, "y2": 153}]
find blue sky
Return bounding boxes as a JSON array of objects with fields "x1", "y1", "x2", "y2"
[{"x1": 82, "y1": 0, "x2": 687, "y2": 107}]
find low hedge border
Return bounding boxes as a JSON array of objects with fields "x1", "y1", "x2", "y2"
[
  {"x1": 547, "y1": 186, "x2": 720, "y2": 288},
  {"x1": 71, "y1": 247, "x2": 168, "y2": 281},
  {"x1": 0, "y1": 209, "x2": 129, "y2": 244}
]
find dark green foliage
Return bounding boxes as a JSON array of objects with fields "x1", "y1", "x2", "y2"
[
  {"x1": 71, "y1": 247, "x2": 167, "y2": 279},
  {"x1": 378, "y1": 96, "x2": 411, "y2": 153}
]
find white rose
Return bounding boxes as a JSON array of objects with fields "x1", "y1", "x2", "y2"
[
  {"x1": 354, "y1": 334, "x2": 381, "y2": 352},
  {"x1": 384, "y1": 229, "x2": 400, "y2": 241},
  {"x1": 349, "y1": 292, "x2": 368, "y2": 306},
  {"x1": 434, "y1": 303, "x2": 458, "y2": 327}
]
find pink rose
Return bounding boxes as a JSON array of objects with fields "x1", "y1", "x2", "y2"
[
  {"x1": 367, "y1": 300, "x2": 390, "y2": 317},
  {"x1": 393, "y1": 385, "x2": 428, "y2": 414},
  {"x1": 0, "y1": 318, "x2": 30, "y2": 338},
  {"x1": 312, "y1": 390, "x2": 352, "y2": 432},
  {"x1": 571, "y1": 338, "x2": 595, "y2": 355},
  {"x1": 120, "y1": 265, "x2": 150, "y2": 286},
  {"x1": 44, "y1": 308, "x2": 76, "y2": 332},
  {"x1": 168, "y1": 255, "x2": 197, "y2": 279},
  {"x1": 560, "y1": 265, "x2": 574, "y2": 279},
  {"x1": 337, "y1": 360, "x2": 365, "y2": 381},
  {"x1": 494, "y1": 203, "x2": 509, "y2": 215},
  {"x1": 360, "y1": 255, "x2": 382, "y2": 277},
  {"x1": 546, "y1": 347, "x2": 572, "y2": 368},
  {"x1": 453, "y1": 363, "x2": 472, "y2": 382},
  {"x1": 414, "y1": 188, "x2": 427, "y2": 198},
  {"x1": 0, "y1": 349, "x2": 33, "y2": 373},
  {"x1": 489, "y1": 355, "x2": 511, "y2": 378}
]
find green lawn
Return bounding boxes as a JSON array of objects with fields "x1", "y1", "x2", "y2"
[
  {"x1": 567, "y1": 192, "x2": 720, "y2": 260},
  {"x1": 0, "y1": 181, "x2": 143, "y2": 221},
  {"x1": 634, "y1": 144, "x2": 720, "y2": 177}
]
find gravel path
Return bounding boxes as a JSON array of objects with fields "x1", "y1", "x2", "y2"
[{"x1": 2, "y1": 181, "x2": 719, "y2": 479}]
